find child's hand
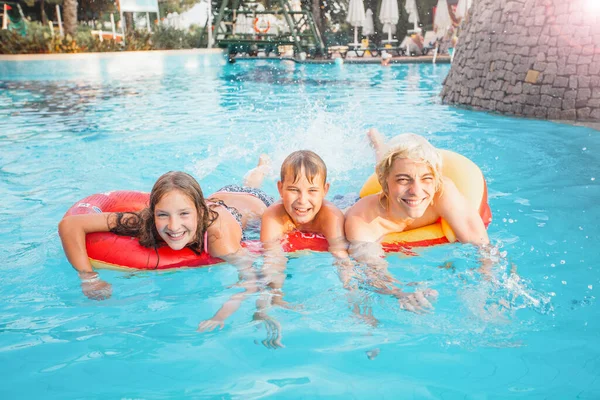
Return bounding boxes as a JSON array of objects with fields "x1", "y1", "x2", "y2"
[
  {"x1": 253, "y1": 312, "x2": 285, "y2": 349},
  {"x1": 80, "y1": 274, "x2": 112, "y2": 300},
  {"x1": 198, "y1": 318, "x2": 225, "y2": 332},
  {"x1": 396, "y1": 288, "x2": 438, "y2": 314}
]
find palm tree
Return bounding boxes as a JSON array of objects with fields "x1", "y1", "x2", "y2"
[{"x1": 63, "y1": 0, "x2": 77, "y2": 36}]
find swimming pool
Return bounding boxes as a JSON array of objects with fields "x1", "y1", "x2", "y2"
[{"x1": 1, "y1": 51, "x2": 599, "y2": 398}]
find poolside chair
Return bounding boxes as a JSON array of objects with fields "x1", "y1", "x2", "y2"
[
  {"x1": 377, "y1": 38, "x2": 404, "y2": 57},
  {"x1": 346, "y1": 38, "x2": 380, "y2": 58},
  {"x1": 399, "y1": 29, "x2": 435, "y2": 56},
  {"x1": 421, "y1": 30, "x2": 437, "y2": 55}
]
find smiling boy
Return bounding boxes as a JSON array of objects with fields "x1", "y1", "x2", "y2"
[
  {"x1": 344, "y1": 130, "x2": 490, "y2": 312},
  {"x1": 345, "y1": 130, "x2": 489, "y2": 247},
  {"x1": 260, "y1": 150, "x2": 348, "y2": 259}
]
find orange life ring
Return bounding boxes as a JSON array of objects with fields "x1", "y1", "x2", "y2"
[
  {"x1": 64, "y1": 191, "x2": 328, "y2": 270},
  {"x1": 253, "y1": 17, "x2": 270, "y2": 34}
]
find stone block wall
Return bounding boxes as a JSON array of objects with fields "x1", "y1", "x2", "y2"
[{"x1": 440, "y1": 0, "x2": 600, "y2": 121}]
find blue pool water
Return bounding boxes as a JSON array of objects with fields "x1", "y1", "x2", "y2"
[{"x1": 1, "y1": 51, "x2": 599, "y2": 399}]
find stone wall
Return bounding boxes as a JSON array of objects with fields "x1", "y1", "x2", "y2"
[{"x1": 440, "y1": 0, "x2": 600, "y2": 121}]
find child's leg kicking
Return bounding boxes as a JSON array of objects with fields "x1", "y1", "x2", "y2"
[
  {"x1": 366, "y1": 128, "x2": 388, "y2": 162},
  {"x1": 243, "y1": 154, "x2": 271, "y2": 188}
]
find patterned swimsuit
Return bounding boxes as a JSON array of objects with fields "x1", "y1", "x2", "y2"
[{"x1": 210, "y1": 185, "x2": 274, "y2": 240}]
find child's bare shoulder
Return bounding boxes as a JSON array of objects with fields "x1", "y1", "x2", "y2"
[
  {"x1": 262, "y1": 202, "x2": 295, "y2": 229},
  {"x1": 322, "y1": 201, "x2": 345, "y2": 219},
  {"x1": 346, "y1": 195, "x2": 378, "y2": 218},
  {"x1": 263, "y1": 202, "x2": 287, "y2": 218}
]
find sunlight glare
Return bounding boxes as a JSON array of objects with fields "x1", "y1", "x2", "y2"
[{"x1": 585, "y1": 0, "x2": 600, "y2": 13}]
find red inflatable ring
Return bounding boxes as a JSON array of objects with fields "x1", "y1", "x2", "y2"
[{"x1": 63, "y1": 191, "x2": 328, "y2": 270}]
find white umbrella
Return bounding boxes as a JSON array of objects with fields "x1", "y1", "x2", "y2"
[
  {"x1": 434, "y1": 0, "x2": 453, "y2": 39},
  {"x1": 455, "y1": 0, "x2": 472, "y2": 20},
  {"x1": 346, "y1": 0, "x2": 366, "y2": 45},
  {"x1": 379, "y1": 0, "x2": 399, "y2": 42},
  {"x1": 404, "y1": 0, "x2": 419, "y2": 31},
  {"x1": 363, "y1": 9, "x2": 375, "y2": 36},
  {"x1": 234, "y1": 12, "x2": 249, "y2": 34}
]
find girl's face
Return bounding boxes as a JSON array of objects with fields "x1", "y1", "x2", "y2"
[
  {"x1": 277, "y1": 168, "x2": 329, "y2": 227},
  {"x1": 154, "y1": 190, "x2": 199, "y2": 250}
]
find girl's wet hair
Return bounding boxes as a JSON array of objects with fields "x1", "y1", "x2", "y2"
[
  {"x1": 376, "y1": 133, "x2": 443, "y2": 206},
  {"x1": 111, "y1": 171, "x2": 217, "y2": 254},
  {"x1": 280, "y1": 150, "x2": 327, "y2": 185}
]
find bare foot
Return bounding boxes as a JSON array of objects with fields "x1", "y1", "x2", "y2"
[
  {"x1": 366, "y1": 128, "x2": 387, "y2": 162},
  {"x1": 243, "y1": 154, "x2": 271, "y2": 188},
  {"x1": 257, "y1": 154, "x2": 270, "y2": 168}
]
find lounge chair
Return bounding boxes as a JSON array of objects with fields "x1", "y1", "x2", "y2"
[
  {"x1": 346, "y1": 39, "x2": 380, "y2": 58},
  {"x1": 377, "y1": 39, "x2": 405, "y2": 57}
]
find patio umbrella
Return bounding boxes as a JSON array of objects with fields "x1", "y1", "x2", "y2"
[
  {"x1": 433, "y1": 0, "x2": 453, "y2": 39},
  {"x1": 455, "y1": 0, "x2": 472, "y2": 20},
  {"x1": 234, "y1": 12, "x2": 250, "y2": 34},
  {"x1": 404, "y1": 0, "x2": 419, "y2": 31},
  {"x1": 379, "y1": 0, "x2": 399, "y2": 42},
  {"x1": 346, "y1": 0, "x2": 366, "y2": 45},
  {"x1": 363, "y1": 8, "x2": 375, "y2": 37}
]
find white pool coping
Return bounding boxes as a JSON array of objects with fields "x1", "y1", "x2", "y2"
[{"x1": 0, "y1": 48, "x2": 225, "y2": 61}]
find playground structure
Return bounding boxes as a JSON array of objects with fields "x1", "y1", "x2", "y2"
[
  {"x1": 1, "y1": 1, "x2": 25, "y2": 34},
  {"x1": 210, "y1": 0, "x2": 326, "y2": 58}
]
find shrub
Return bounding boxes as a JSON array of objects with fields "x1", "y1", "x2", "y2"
[{"x1": 0, "y1": 21, "x2": 207, "y2": 54}]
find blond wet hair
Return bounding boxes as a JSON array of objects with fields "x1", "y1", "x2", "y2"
[{"x1": 376, "y1": 133, "x2": 443, "y2": 205}]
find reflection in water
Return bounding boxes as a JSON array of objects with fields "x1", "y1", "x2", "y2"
[
  {"x1": 0, "y1": 80, "x2": 140, "y2": 119},
  {"x1": 220, "y1": 65, "x2": 370, "y2": 87}
]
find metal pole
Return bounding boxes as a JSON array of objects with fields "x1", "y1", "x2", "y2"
[
  {"x1": 2, "y1": 4, "x2": 7, "y2": 30},
  {"x1": 207, "y1": 0, "x2": 213, "y2": 48},
  {"x1": 120, "y1": 10, "x2": 126, "y2": 45},
  {"x1": 110, "y1": 13, "x2": 116, "y2": 39},
  {"x1": 146, "y1": 12, "x2": 151, "y2": 33},
  {"x1": 56, "y1": 4, "x2": 64, "y2": 37}
]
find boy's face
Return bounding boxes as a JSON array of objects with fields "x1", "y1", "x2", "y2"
[
  {"x1": 385, "y1": 158, "x2": 435, "y2": 219},
  {"x1": 277, "y1": 168, "x2": 329, "y2": 226}
]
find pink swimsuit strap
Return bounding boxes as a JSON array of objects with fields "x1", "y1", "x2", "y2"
[{"x1": 204, "y1": 231, "x2": 208, "y2": 253}]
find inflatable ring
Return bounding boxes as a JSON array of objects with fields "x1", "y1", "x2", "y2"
[
  {"x1": 64, "y1": 191, "x2": 329, "y2": 270},
  {"x1": 253, "y1": 17, "x2": 270, "y2": 34},
  {"x1": 359, "y1": 149, "x2": 492, "y2": 253}
]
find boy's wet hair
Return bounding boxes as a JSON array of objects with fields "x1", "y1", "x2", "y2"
[
  {"x1": 376, "y1": 133, "x2": 443, "y2": 202},
  {"x1": 112, "y1": 171, "x2": 217, "y2": 255},
  {"x1": 280, "y1": 150, "x2": 327, "y2": 185}
]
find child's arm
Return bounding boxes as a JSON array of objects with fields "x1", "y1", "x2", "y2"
[
  {"x1": 198, "y1": 210, "x2": 258, "y2": 331},
  {"x1": 260, "y1": 203, "x2": 288, "y2": 244},
  {"x1": 260, "y1": 204, "x2": 289, "y2": 275},
  {"x1": 320, "y1": 202, "x2": 349, "y2": 260},
  {"x1": 205, "y1": 209, "x2": 244, "y2": 258},
  {"x1": 198, "y1": 250, "x2": 259, "y2": 332},
  {"x1": 435, "y1": 178, "x2": 489, "y2": 246},
  {"x1": 345, "y1": 204, "x2": 435, "y2": 313},
  {"x1": 58, "y1": 213, "x2": 116, "y2": 300}
]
